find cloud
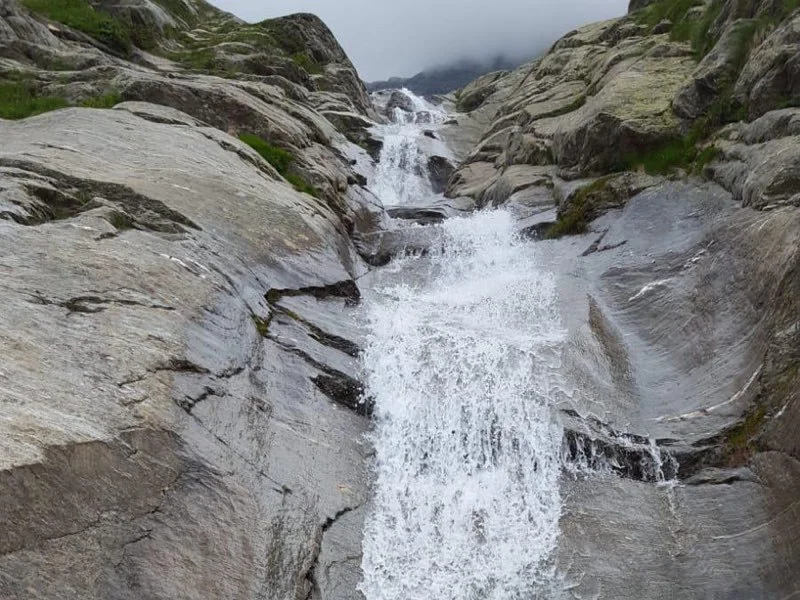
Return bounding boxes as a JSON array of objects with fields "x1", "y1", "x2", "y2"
[{"x1": 207, "y1": 0, "x2": 629, "y2": 81}]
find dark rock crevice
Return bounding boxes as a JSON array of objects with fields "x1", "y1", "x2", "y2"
[
  {"x1": 28, "y1": 292, "x2": 176, "y2": 314},
  {"x1": 266, "y1": 278, "x2": 361, "y2": 306},
  {"x1": 269, "y1": 338, "x2": 371, "y2": 416},
  {"x1": 302, "y1": 502, "x2": 363, "y2": 600},
  {"x1": 0, "y1": 159, "x2": 200, "y2": 232}
]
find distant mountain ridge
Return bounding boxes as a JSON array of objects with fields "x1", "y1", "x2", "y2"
[{"x1": 367, "y1": 56, "x2": 527, "y2": 96}]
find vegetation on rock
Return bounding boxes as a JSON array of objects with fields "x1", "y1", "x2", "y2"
[
  {"x1": 546, "y1": 176, "x2": 615, "y2": 239},
  {"x1": 80, "y1": 91, "x2": 123, "y2": 108},
  {"x1": 0, "y1": 74, "x2": 122, "y2": 119},
  {"x1": 238, "y1": 133, "x2": 319, "y2": 197},
  {"x1": 21, "y1": 0, "x2": 132, "y2": 53},
  {"x1": 0, "y1": 76, "x2": 69, "y2": 119}
]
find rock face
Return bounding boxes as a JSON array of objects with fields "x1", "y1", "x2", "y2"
[
  {"x1": 439, "y1": 0, "x2": 800, "y2": 596},
  {"x1": 0, "y1": 1, "x2": 383, "y2": 598},
  {"x1": 735, "y1": 11, "x2": 800, "y2": 118},
  {"x1": 385, "y1": 90, "x2": 414, "y2": 114}
]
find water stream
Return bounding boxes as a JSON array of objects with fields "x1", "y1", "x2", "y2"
[{"x1": 359, "y1": 91, "x2": 568, "y2": 599}]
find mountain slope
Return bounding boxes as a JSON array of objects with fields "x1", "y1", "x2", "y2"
[{"x1": 0, "y1": 1, "x2": 383, "y2": 597}]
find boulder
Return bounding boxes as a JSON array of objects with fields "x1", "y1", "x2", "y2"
[
  {"x1": 552, "y1": 54, "x2": 694, "y2": 175},
  {"x1": 427, "y1": 155, "x2": 455, "y2": 194},
  {"x1": 735, "y1": 12, "x2": 800, "y2": 118},
  {"x1": 708, "y1": 109, "x2": 800, "y2": 209},
  {"x1": 673, "y1": 19, "x2": 758, "y2": 119},
  {"x1": 386, "y1": 90, "x2": 414, "y2": 114}
]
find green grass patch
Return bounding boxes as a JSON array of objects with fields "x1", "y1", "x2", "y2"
[
  {"x1": 545, "y1": 176, "x2": 614, "y2": 239},
  {"x1": 728, "y1": 19, "x2": 760, "y2": 73},
  {"x1": 0, "y1": 78, "x2": 69, "y2": 119},
  {"x1": 239, "y1": 133, "x2": 294, "y2": 173},
  {"x1": 633, "y1": 0, "x2": 726, "y2": 61},
  {"x1": 21, "y1": 0, "x2": 132, "y2": 54},
  {"x1": 285, "y1": 173, "x2": 319, "y2": 197},
  {"x1": 0, "y1": 74, "x2": 125, "y2": 119},
  {"x1": 725, "y1": 404, "x2": 767, "y2": 464},
  {"x1": 252, "y1": 315, "x2": 271, "y2": 336},
  {"x1": 107, "y1": 210, "x2": 135, "y2": 230},
  {"x1": 80, "y1": 91, "x2": 123, "y2": 108},
  {"x1": 291, "y1": 51, "x2": 323, "y2": 74},
  {"x1": 152, "y1": 0, "x2": 197, "y2": 26},
  {"x1": 263, "y1": 20, "x2": 306, "y2": 56},
  {"x1": 694, "y1": 145, "x2": 721, "y2": 171},
  {"x1": 623, "y1": 92, "x2": 744, "y2": 175},
  {"x1": 169, "y1": 47, "x2": 218, "y2": 71},
  {"x1": 238, "y1": 133, "x2": 319, "y2": 197},
  {"x1": 634, "y1": 0, "x2": 699, "y2": 27},
  {"x1": 689, "y1": 0, "x2": 723, "y2": 59},
  {"x1": 623, "y1": 138, "x2": 697, "y2": 175}
]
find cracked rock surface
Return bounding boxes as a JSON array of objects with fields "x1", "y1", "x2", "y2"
[{"x1": 0, "y1": 105, "x2": 372, "y2": 600}]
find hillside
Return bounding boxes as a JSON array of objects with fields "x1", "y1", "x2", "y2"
[{"x1": 0, "y1": 0, "x2": 383, "y2": 597}]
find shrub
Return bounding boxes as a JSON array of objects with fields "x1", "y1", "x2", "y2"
[{"x1": 21, "y1": 0, "x2": 132, "y2": 54}]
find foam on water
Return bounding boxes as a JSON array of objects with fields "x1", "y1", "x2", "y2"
[
  {"x1": 371, "y1": 89, "x2": 448, "y2": 206},
  {"x1": 360, "y1": 210, "x2": 567, "y2": 599}
]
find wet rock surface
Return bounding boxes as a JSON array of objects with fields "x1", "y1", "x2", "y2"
[
  {"x1": 435, "y1": 0, "x2": 800, "y2": 595},
  {"x1": 1, "y1": 0, "x2": 799, "y2": 597},
  {"x1": 0, "y1": 1, "x2": 382, "y2": 597}
]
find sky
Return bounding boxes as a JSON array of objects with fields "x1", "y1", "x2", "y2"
[{"x1": 208, "y1": 1, "x2": 630, "y2": 81}]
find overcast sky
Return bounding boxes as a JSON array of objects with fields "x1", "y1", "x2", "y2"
[{"x1": 208, "y1": 1, "x2": 629, "y2": 81}]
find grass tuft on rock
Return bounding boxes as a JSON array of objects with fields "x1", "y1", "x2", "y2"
[
  {"x1": 21, "y1": 0, "x2": 132, "y2": 54},
  {"x1": 80, "y1": 91, "x2": 123, "y2": 108},
  {"x1": 545, "y1": 176, "x2": 615, "y2": 239},
  {"x1": 725, "y1": 404, "x2": 767, "y2": 465},
  {"x1": 252, "y1": 315, "x2": 271, "y2": 336},
  {"x1": 238, "y1": 133, "x2": 320, "y2": 197},
  {"x1": 107, "y1": 210, "x2": 135, "y2": 230},
  {"x1": 0, "y1": 78, "x2": 69, "y2": 119},
  {"x1": 291, "y1": 51, "x2": 323, "y2": 75},
  {"x1": 239, "y1": 133, "x2": 294, "y2": 173},
  {"x1": 623, "y1": 92, "x2": 744, "y2": 175}
]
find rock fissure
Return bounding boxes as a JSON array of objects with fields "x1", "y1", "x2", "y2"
[
  {"x1": 0, "y1": 158, "x2": 200, "y2": 232},
  {"x1": 265, "y1": 279, "x2": 361, "y2": 306},
  {"x1": 269, "y1": 337, "x2": 371, "y2": 415},
  {"x1": 302, "y1": 502, "x2": 363, "y2": 600},
  {"x1": 29, "y1": 292, "x2": 176, "y2": 314}
]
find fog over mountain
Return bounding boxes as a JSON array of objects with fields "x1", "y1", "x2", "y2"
[{"x1": 208, "y1": 0, "x2": 629, "y2": 81}]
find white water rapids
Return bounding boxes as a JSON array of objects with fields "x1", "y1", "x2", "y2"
[
  {"x1": 359, "y1": 91, "x2": 568, "y2": 599},
  {"x1": 371, "y1": 89, "x2": 450, "y2": 206}
]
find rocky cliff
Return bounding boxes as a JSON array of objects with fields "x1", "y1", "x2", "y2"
[
  {"x1": 437, "y1": 0, "x2": 800, "y2": 595},
  {"x1": 2, "y1": 0, "x2": 800, "y2": 597},
  {"x1": 0, "y1": 1, "x2": 383, "y2": 598}
]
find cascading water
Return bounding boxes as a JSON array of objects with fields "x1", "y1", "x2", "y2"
[
  {"x1": 371, "y1": 89, "x2": 449, "y2": 206},
  {"x1": 360, "y1": 91, "x2": 568, "y2": 599}
]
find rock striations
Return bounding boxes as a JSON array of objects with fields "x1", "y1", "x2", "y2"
[
  {"x1": 439, "y1": 0, "x2": 800, "y2": 596},
  {"x1": 0, "y1": 0, "x2": 382, "y2": 598},
  {"x1": 1, "y1": 0, "x2": 799, "y2": 597}
]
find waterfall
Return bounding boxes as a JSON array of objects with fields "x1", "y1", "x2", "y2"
[
  {"x1": 360, "y1": 89, "x2": 567, "y2": 599},
  {"x1": 371, "y1": 89, "x2": 448, "y2": 206},
  {"x1": 361, "y1": 106, "x2": 568, "y2": 594}
]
